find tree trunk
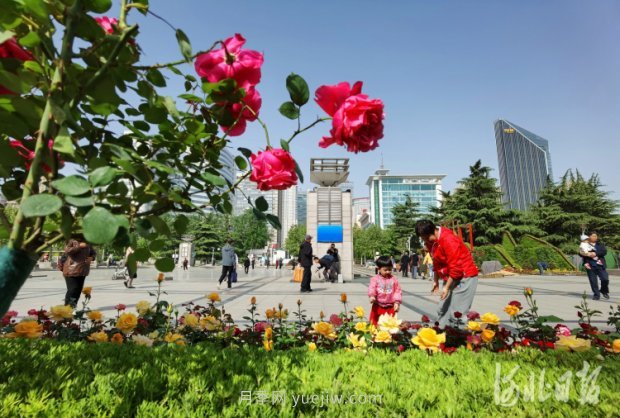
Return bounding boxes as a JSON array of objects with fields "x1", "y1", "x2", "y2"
[{"x1": 0, "y1": 246, "x2": 37, "y2": 317}]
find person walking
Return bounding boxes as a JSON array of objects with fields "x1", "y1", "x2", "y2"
[
  {"x1": 62, "y1": 237, "x2": 96, "y2": 307},
  {"x1": 278, "y1": 257, "x2": 284, "y2": 270},
  {"x1": 182, "y1": 257, "x2": 189, "y2": 271},
  {"x1": 244, "y1": 256, "x2": 251, "y2": 274},
  {"x1": 423, "y1": 250, "x2": 434, "y2": 281},
  {"x1": 124, "y1": 246, "x2": 137, "y2": 288},
  {"x1": 410, "y1": 251, "x2": 420, "y2": 279},
  {"x1": 218, "y1": 239, "x2": 236, "y2": 289},
  {"x1": 580, "y1": 232, "x2": 610, "y2": 300},
  {"x1": 251, "y1": 254, "x2": 255, "y2": 270},
  {"x1": 299, "y1": 235, "x2": 314, "y2": 292},
  {"x1": 415, "y1": 220, "x2": 479, "y2": 328},
  {"x1": 400, "y1": 251, "x2": 410, "y2": 277}
]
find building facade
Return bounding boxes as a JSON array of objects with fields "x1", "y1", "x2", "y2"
[
  {"x1": 296, "y1": 189, "x2": 307, "y2": 226},
  {"x1": 352, "y1": 197, "x2": 371, "y2": 229},
  {"x1": 494, "y1": 119, "x2": 553, "y2": 210},
  {"x1": 191, "y1": 148, "x2": 236, "y2": 210},
  {"x1": 366, "y1": 170, "x2": 445, "y2": 228}
]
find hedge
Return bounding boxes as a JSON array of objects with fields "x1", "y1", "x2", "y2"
[{"x1": 1, "y1": 340, "x2": 618, "y2": 417}]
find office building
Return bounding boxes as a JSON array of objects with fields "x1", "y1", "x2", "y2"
[
  {"x1": 191, "y1": 148, "x2": 236, "y2": 210},
  {"x1": 352, "y1": 197, "x2": 371, "y2": 229},
  {"x1": 296, "y1": 189, "x2": 307, "y2": 226},
  {"x1": 494, "y1": 119, "x2": 553, "y2": 210}
]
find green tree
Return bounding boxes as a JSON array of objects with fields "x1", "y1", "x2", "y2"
[
  {"x1": 284, "y1": 224, "x2": 306, "y2": 256},
  {"x1": 231, "y1": 210, "x2": 269, "y2": 256},
  {"x1": 531, "y1": 170, "x2": 620, "y2": 253},
  {"x1": 353, "y1": 224, "x2": 395, "y2": 263},
  {"x1": 389, "y1": 195, "x2": 421, "y2": 251},
  {"x1": 191, "y1": 214, "x2": 226, "y2": 262}
]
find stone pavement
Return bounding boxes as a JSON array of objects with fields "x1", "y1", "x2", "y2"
[{"x1": 9, "y1": 266, "x2": 618, "y2": 329}]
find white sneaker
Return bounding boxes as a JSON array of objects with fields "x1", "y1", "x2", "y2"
[{"x1": 217, "y1": 282, "x2": 221, "y2": 289}]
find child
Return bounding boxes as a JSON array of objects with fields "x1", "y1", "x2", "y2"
[
  {"x1": 311, "y1": 257, "x2": 323, "y2": 282},
  {"x1": 368, "y1": 256, "x2": 403, "y2": 326},
  {"x1": 580, "y1": 234, "x2": 603, "y2": 269}
]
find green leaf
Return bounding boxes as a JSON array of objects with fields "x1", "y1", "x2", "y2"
[
  {"x1": 286, "y1": 73, "x2": 309, "y2": 106},
  {"x1": 83, "y1": 207, "x2": 119, "y2": 244},
  {"x1": 294, "y1": 159, "x2": 304, "y2": 183},
  {"x1": 255, "y1": 196, "x2": 269, "y2": 212},
  {"x1": 155, "y1": 257, "x2": 175, "y2": 272},
  {"x1": 234, "y1": 156, "x2": 247, "y2": 170},
  {"x1": 173, "y1": 215, "x2": 189, "y2": 234},
  {"x1": 266, "y1": 214, "x2": 282, "y2": 230},
  {"x1": 201, "y1": 172, "x2": 227, "y2": 187},
  {"x1": 89, "y1": 166, "x2": 119, "y2": 187},
  {"x1": 22, "y1": 0, "x2": 48, "y2": 20},
  {"x1": 52, "y1": 127, "x2": 75, "y2": 156},
  {"x1": 18, "y1": 31, "x2": 40, "y2": 47},
  {"x1": 133, "y1": 248, "x2": 151, "y2": 262},
  {"x1": 175, "y1": 29, "x2": 192, "y2": 61},
  {"x1": 65, "y1": 195, "x2": 95, "y2": 207},
  {"x1": 60, "y1": 208, "x2": 73, "y2": 239},
  {"x1": 146, "y1": 69, "x2": 166, "y2": 87},
  {"x1": 86, "y1": 0, "x2": 112, "y2": 13},
  {"x1": 538, "y1": 315, "x2": 564, "y2": 323},
  {"x1": 51, "y1": 175, "x2": 91, "y2": 196},
  {"x1": 279, "y1": 101, "x2": 299, "y2": 120},
  {"x1": 238, "y1": 147, "x2": 253, "y2": 159},
  {"x1": 0, "y1": 30, "x2": 15, "y2": 44},
  {"x1": 149, "y1": 239, "x2": 166, "y2": 252},
  {"x1": 280, "y1": 139, "x2": 290, "y2": 152},
  {"x1": 21, "y1": 194, "x2": 62, "y2": 218}
]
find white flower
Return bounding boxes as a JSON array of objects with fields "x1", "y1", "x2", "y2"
[{"x1": 131, "y1": 334, "x2": 154, "y2": 347}]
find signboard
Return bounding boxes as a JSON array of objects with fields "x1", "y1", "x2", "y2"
[{"x1": 317, "y1": 224, "x2": 343, "y2": 243}]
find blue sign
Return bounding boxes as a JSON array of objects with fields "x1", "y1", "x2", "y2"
[{"x1": 317, "y1": 224, "x2": 343, "y2": 243}]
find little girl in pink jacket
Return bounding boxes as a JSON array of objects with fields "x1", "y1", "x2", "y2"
[{"x1": 368, "y1": 256, "x2": 402, "y2": 325}]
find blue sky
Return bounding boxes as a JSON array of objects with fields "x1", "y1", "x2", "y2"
[{"x1": 122, "y1": 0, "x2": 620, "y2": 200}]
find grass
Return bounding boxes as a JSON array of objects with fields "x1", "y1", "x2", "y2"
[{"x1": 1, "y1": 340, "x2": 619, "y2": 417}]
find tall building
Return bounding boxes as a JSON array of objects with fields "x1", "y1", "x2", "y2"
[
  {"x1": 191, "y1": 148, "x2": 236, "y2": 210},
  {"x1": 494, "y1": 120, "x2": 553, "y2": 210},
  {"x1": 277, "y1": 187, "x2": 297, "y2": 247},
  {"x1": 366, "y1": 169, "x2": 445, "y2": 228},
  {"x1": 296, "y1": 189, "x2": 307, "y2": 226}
]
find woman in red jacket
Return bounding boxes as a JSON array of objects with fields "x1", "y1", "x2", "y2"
[{"x1": 415, "y1": 220, "x2": 479, "y2": 328}]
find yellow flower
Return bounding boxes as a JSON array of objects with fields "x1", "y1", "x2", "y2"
[
  {"x1": 308, "y1": 342, "x2": 317, "y2": 351},
  {"x1": 116, "y1": 312, "x2": 138, "y2": 334},
  {"x1": 148, "y1": 331, "x2": 160, "y2": 341},
  {"x1": 49, "y1": 305, "x2": 74, "y2": 321},
  {"x1": 264, "y1": 327, "x2": 273, "y2": 340},
  {"x1": 200, "y1": 315, "x2": 222, "y2": 331},
  {"x1": 87, "y1": 311, "x2": 103, "y2": 322},
  {"x1": 7, "y1": 320, "x2": 43, "y2": 339},
  {"x1": 183, "y1": 313, "x2": 199, "y2": 329},
  {"x1": 612, "y1": 339, "x2": 620, "y2": 354},
  {"x1": 481, "y1": 328, "x2": 496, "y2": 343},
  {"x1": 311, "y1": 322, "x2": 337, "y2": 340},
  {"x1": 354, "y1": 306, "x2": 365, "y2": 319},
  {"x1": 411, "y1": 328, "x2": 446, "y2": 352},
  {"x1": 136, "y1": 300, "x2": 151, "y2": 315},
  {"x1": 207, "y1": 292, "x2": 221, "y2": 303},
  {"x1": 263, "y1": 339, "x2": 273, "y2": 351},
  {"x1": 354, "y1": 322, "x2": 368, "y2": 333},
  {"x1": 467, "y1": 321, "x2": 482, "y2": 332},
  {"x1": 132, "y1": 334, "x2": 154, "y2": 347},
  {"x1": 111, "y1": 332, "x2": 124, "y2": 345},
  {"x1": 367, "y1": 324, "x2": 377, "y2": 335},
  {"x1": 265, "y1": 308, "x2": 275, "y2": 320},
  {"x1": 378, "y1": 313, "x2": 402, "y2": 334},
  {"x1": 164, "y1": 333, "x2": 186, "y2": 346},
  {"x1": 82, "y1": 287, "x2": 92, "y2": 297},
  {"x1": 157, "y1": 273, "x2": 165, "y2": 283},
  {"x1": 374, "y1": 330, "x2": 393, "y2": 343},
  {"x1": 340, "y1": 293, "x2": 348, "y2": 303},
  {"x1": 503, "y1": 305, "x2": 520, "y2": 317},
  {"x1": 555, "y1": 335, "x2": 591, "y2": 352},
  {"x1": 347, "y1": 332, "x2": 368, "y2": 349},
  {"x1": 88, "y1": 331, "x2": 109, "y2": 343},
  {"x1": 524, "y1": 287, "x2": 533, "y2": 296},
  {"x1": 250, "y1": 296, "x2": 257, "y2": 305},
  {"x1": 480, "y1": 312, "x2": 500, "y2": 326}
]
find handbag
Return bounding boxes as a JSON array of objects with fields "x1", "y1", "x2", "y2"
[{"x1": 231, "y1": 270, "x2": 238, "y2": 283}]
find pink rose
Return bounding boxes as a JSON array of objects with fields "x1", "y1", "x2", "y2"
[
  {"x1": 115, "y1": 304, "x2": 126, "y2": 311},
  {"x1": 9, "y1": 139, "x2": 59, "y2": 173},
  {"x1": 95, "y1": 17, "x2": 119, "y2": 34},
  {"x1": 194, "y1": 33, "x2": 263, "y2": 89},
  {"x1": 250, "y1": 148, "x2": 298, "y2": 191},
  {"x1": 219, "y1": 86, "x2": 262, "y2": 136},
  {"x1": 466, "y1": 311, "x2": 480, "y2": 321},
  {"x1": 329, "y1": 314, "x2": 343, "y2": 327},
  {"x1": 554, "y1": 324, "x2": 571, "y2": 337},
  {"x1": 254, "y1": 321, "x2": 268, "y2": 333},
  {"x1": 315, "y1": 81, "x2": 385, "y2": 153},
  {"x1": 0, "y1": 38, "x2": 33, "y2": 95}
]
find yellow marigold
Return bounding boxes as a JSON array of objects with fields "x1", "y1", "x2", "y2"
[
  {"x1": 311, "y1": 322, "x2": 337, "y2": 340},
  {"x1": 157, "y1": 272, "x2": 165, "y2": 283},
  {"x1": 132, "y1": 334, "x2": 154, "y2": 347},
  {"x1": 612, "y1": 339, "x2": 620, "y2": 354},
  {"x1": 49, "y1": 305, "x2": 73, "y2": 321},
  {"x1": 264, "y1": 327, "x2": 273, "y2": 340},
  {"x1": 480, "y1": 312, "x2": 500, "y2": 326},
  {"x1": 111, "y1": 333, "x2": 124, "y2": 345},
  {"x1": 347, "y1": 332, "x2": 367, "y2": 349},
  {"x1": 207, "y1": 292, "x2": 221, "y2": 303},
  {"x1": 164, "y1": 333, "x2": 186, "y2": 346},
  {"x1": 88, "y1": 331, "x2": 109, "y2": 343},
  {"x1": 355, "y1": 322, "x2": 368, "y2": 333},
  {"x1": 354, "y1": 306, "x2": 365, "y2": 319},
  {"x1": 411, "y1": 328, "x2": 446, "y2": 352},
  {"x1": 378, "y1": 313, "x2": 402, "y2": 334},
  {"x1": 308, "y1": 342, "x2": 317, "y2": 351},
  {"x1": 340, "y1": 293, "x2": 348, "y2": 303},
  {"x1": 7, "y1": 320, "x2": 43, "y2": 339},
  {"x1": 135, "y1": 300, "x2": 151, "y2": 315},
  {"x1": 82, "y1": 287, "x2": 92, "y2": 297},
  {"x1": 87, "y1": 311, "x2": 103, "y2": 322},
  {"x1": 374, "y1": 330, "x2": 393, "y2": 343},
  {"x1": 555, "y1": 335, "x2": 591, "y2": 352},
  {"x1": 116, "y1": 312, "x2": 138, "y2": 334},
  {"x1": 503, "y1": 305, "x2": 520, "y2": 317},
  {"x1": 183, "y1": 313, "x2": 199, "y2": 329},
  {"x1": 481, "y1": 328, "x2": 496, "y2": 343},
  {"x1": 263, "y1": 339, "x2": 273, "y2": 351},
  {"x1": 200, "y1": 315, "x2": 222, "y2": 331},
  {"x1": 250, "y1": 296, "x2": 257, "y2": 305},
  {"x1": 467, "y1": 321, "x2": 482, "y2": 332}
]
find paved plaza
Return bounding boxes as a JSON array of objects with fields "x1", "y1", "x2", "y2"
[{"x1": 9, "y1": 266, "x2": 618, "y2": 329}]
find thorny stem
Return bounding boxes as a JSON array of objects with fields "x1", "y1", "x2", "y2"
[{"x1": 286, "y1": 117, "x2": 330, "y2": 143}]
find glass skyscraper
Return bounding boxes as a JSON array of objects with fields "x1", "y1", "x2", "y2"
[
  {"x1": 366, "y1": 170, "x2": 445, "y2": 228},
  {"x1": 494, "y1": 120, "x2": 553, "y2": 211}
]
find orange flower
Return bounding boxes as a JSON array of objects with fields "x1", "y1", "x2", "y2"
[
  {"x1": 207, "y1": 292, "x2": 221, "y2": 303},
  {"x1": 82, "y1": 287, "x2": 92, "y2": 297},
  {"x1": 111, "y1": 333, "x2": 124, "y2": 345},
  {"x1": 481, "y1": 329, "x2": 496, "y2": 343},
  {"x1": 250, "y1": 296, "x2": 257, "y2": 305},
  {"x1": 7, "y1": 320, "x2": 43, "y2": 339},
  {"x1": 503, "y1": 305, "x2": 520, "y2": 317},
  {"x1": 116, "y1": 312, "x2": 138, "y2": 334},
  {"x1": 264, "y1": 327, "x2": 273, "y2": 340},
  {"x1": 524, "y1": 287, "x2": 533, "y2": 296},
  {"x1": 340, "y1": 293, "x2": 347, "y2": 303},
  {"x1": 157, "y1": 273, "x2": 165, "y2": 283},
  {"x1": 263, "y1": 339, "x2": 273, "y2": 351}
]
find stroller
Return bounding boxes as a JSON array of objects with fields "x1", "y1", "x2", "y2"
[
  {"x1": 319, "y1": 254, "x2": 338, "y2": 283},
  {"x1": 111, "y1": 262, "x2": 129, "y2": 281}
]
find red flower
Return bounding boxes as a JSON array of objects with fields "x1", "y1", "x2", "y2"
[
  {"x1": 195, "y1": 34, "x2": 263, "y2": 89},
  {"x1": 95, "y1": 16, "x2": 119, "y2": 34},
  {"x1": 508, "y1": 300, "x2": 522, "y2": 308},
  {"x1": 219, "y1": 86, "x2": 262, "y2": 136},
  {"x1": 315, "y1": 81, "x2": 385, "y2": 153},
  {"x1": 466, "y1": 311, "x2": 480, "y2": 321},
  {"x1": 410, "y1": 323, "x2": 422, "y2": 330},
  {"x1": 250, "y1": 148, "x2": 298, "y2": 191},
  {"x1": 28, "y1": 309, "x2": 38, "y2": 316},
  {"x1": 453, "y1": 311, "x2": 462, "y2": 319},
  {"x1": 397, "y1": 344, "x2": 405, "y2": 353},
  {"x1": 115, "y1": 304, "x2": 127, "y2": 311},
  {"x1": 421, "y1": 315, "x2": 430, "y2": 323},
  {"x1": 329, "y1": 314, "x2": 343, "y2": 327},
  {"x1": 9, "y1": 138, "x2": 62, "y2": 173},
  {"x1": 0, "y1": 38, "x2": 33, "y2": 95}
]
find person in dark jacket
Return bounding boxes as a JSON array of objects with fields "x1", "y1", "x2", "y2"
[
  {"x1": 218, "y1": 239, "x2": 236, "y2": 289},
  {"x1": 400, "y1": 251, "x2": 410, "y2": 277},
  {"x1": 410, "y1": 251, "x2": 420, "y2": 279},
  {"x1": 328, "y1": 243, "x2": 341, "y2": 274},
  {"x1": 62, "y1": 237, "x2": 96, "y2": 307},
  {"x1": 580, "y1": 232, "x2": 610, "y2": 300},
  {"x1": 298, "y1": 235, "x2": 314, "y2": 292},
  {"x1": 244, "y1": 257, "x2": 251, "y2": 274}
]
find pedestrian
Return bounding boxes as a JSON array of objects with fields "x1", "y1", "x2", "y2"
[
  {"x1": 580, "y1": 232, "x2": 610, "y2": 300},
  {"x1": 244, "y1": 256, "x2": 251, "y2": 274},
  {"x1": 251, "y1": 254, "x2": 255, "y2": 270},
  {"x1": 410, "y1": 251, "x2": 420, "y2": 279},
  {"x1": 62, "y1": 236, "x2": 96, "y2": 307},
  {"x1": 368, "y1": 256, "x2": 402, "y2": 326},
  {"x1": 218, "y1": 239, "x2": 236, "y2": 289},
  {"x1": 423, "y1": 249, "x2": 434, "y2": 280},
  {"x1": 415, "y1": 220, "x2": 479, "y2": 328},
  {"x1": 299, "y1": 235, "x2": 314, "y2": 292},
  {"x1": 279, "y1": 257, "x2": 284, "y2": 270},
  {"x1": 265, "y1": 257, "x2": 270, "y2": 269},
  {"x1": 400, "y1": 251, "x2": 410, "y2": 277},
  {"x1": 275, "y1": 258, "x2": 280, "y2": 269},
  {"x1": 311, "y1": 257, "x2": 323, "y2": 282},
  {"x1": 124, "y1": 246, "x2": 137, "y2": 288},
  {"x1": 182, "y1": 257, "x2": 189, "y2": 271}
]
